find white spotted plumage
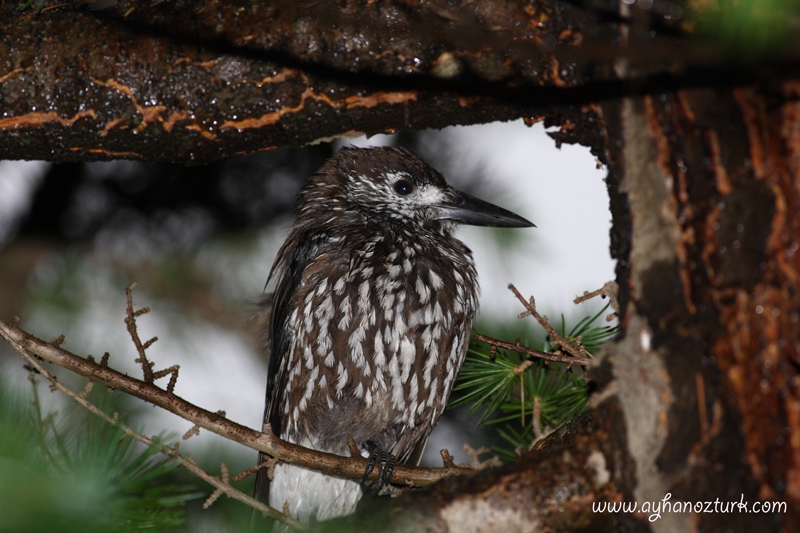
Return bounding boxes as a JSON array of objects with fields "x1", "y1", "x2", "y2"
[{"x1": 255, "y1": 147, "x2": 531, "y2": 528}]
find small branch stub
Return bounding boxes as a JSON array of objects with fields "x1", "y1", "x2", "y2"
[
  {"x1": 347, "y1": 437, "x2": 361, "y2": 458},
  {"x1": 573, "y1": 281, "x2": 619, "y2": 322},
  {"x1": 203, "y1": 463, "x2": 230, "y2": 509},
  {"x1": 233, "y1": 456, "x2": 279, "y2": 482},
  {"x1": 124, "y1": 283, "x2": 180, "y2": 392},
  {"x1": 440, "y1": 449, "x2": 456, "y2": 468}
]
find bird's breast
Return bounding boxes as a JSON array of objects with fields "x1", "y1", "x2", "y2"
[{"x1": 279, "y1": 234, "x2": 478, "y2": 454}]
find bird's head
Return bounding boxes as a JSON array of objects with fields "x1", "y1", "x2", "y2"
[{"x1": 297, "y1": 146, "x2": 534, "y2": 233}]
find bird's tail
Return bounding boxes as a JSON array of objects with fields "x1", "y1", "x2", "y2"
[
  {"x1": 252, "y1": 457, "x2": 363, "y2": 531},
  {"x1": 270, "y1": 463, "x2": 363, "y2": 525}
]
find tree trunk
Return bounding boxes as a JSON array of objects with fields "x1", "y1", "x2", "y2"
[{"x1": 327, "y1": 86, "x2": 799, "y2": 533}]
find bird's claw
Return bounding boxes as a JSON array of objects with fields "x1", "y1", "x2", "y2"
[{"x1": 361, "y1": 449, "x2": 396, "y2": 493}]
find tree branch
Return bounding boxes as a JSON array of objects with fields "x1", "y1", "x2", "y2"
[
  {"x1": 0, "y1": 319, "x2": 465, "y2": 488},
  {"x1": 4, "y1": 1, "x2": 798, "y2": 163},
  {"x1": 13, "y1": 339, "x2": 305, "y2": 530},
  {"x1": 474, "y1": 333, "x2": 591, "y2": 366},
  {"x1": 505, "y1": 283, "x2": 594, "y2": 362}
]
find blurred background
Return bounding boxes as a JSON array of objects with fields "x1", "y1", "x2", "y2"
[{"x1": 0, "y1": 119, "x2": 613, "y2": 530}]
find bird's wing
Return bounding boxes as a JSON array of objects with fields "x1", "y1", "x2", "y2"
[
  {"x1": 265, "y1": 234, "x2": 326, "y2": 432},
  {"x1": 254, "y1": 232, "x2": 324, "y2": 505}
]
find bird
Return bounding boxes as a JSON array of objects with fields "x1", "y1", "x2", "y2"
[{"x1": 253, "y1": 146, "x2": 533, "y2": 526}]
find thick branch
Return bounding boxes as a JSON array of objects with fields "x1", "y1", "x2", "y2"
[
  {"x1": 3, "y1": 1, "x2": 798, "y2": 163},
  {"x1": 328, "y1": 410, "x2": 623, "y2": 532}
]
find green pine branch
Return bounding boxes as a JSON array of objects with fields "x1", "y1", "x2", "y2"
[
  {"x1": 451, "y1": 302, "x2": 617, "y2": 459},
  {"x1": 0, "y1": 376, "x2": 202, "y2": 533}
]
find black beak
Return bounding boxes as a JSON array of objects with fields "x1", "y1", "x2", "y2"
[{"x1": 433, "y1": 191, "x2": 535, "y2": 228}]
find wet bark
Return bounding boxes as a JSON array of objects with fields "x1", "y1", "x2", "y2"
[
  {"x1": 3, "y1": 1, "x2": 800, "y2": 532},
  {"x1": 1, "y1": 0, "x2": 612, "y2": 163},
  {"x1": 2, "y1": 0, "x2": 796, "y2": 163}
]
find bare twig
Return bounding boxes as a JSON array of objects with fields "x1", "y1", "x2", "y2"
[
  {"x1": 528, "y1": 397, "x2": 558, "y2": 452},
  {"x1": 573, "y1": 281, "x2": 619, "y2": 322},
  {"x1": 124, "y1": 282, "x2": 180, "y2": 392},
  {"x1": 346, "y1": 437, "x2": 361, "y2": 458},
  {"x1": 474, "y1": 333, "x2": 591, "y2": 366},
  {"x1": 11, "y1": 337, "x2": 304, "y2": 530},
  {"x1": 463, "y1": 444, "x2": 501, "y2": 470},
  {"x1": 532, "y1": 396, "x2": 543, "y2": 440},
  {"x1": 514, "y1": 360, "x2": 532, "y2": 426},
  {"x1": 529, "y1": 425, "x2": 556, "y2": 451},
  {"x1": 182, "y1": 424, "x2": 201, "y2": 440},
  {"x1": 203, "y1": 463, "x2": 230, "y2": 509},
  {"x1": 0, "y1": 319, "x2": 465, "y2": 488},
  {"x1": 154, "y1": 364, "x2": 180, "y2": 393},
  {"x1": 79, "y1": 380, "x2": 94, "y2": 398},
  {"x1": 508, "y1": 284, "x2": 592, "y2": 362},
  {"x1": 49, "y1": 334, "x2": 65, "y2": 346},
  {"x1": 573, "y1": 287, "x2": 604, "y2": 305},
  {"x1": 27, "y1": 371, "x2": 54, "y2": 464},
  {"x1": 513, "y1": 360, "x2": 533, "y2": 375},
  {"x1": 233, "y1": 456, "x2": 278, "y2": 483},
  {"x1": 125, "y1": 282, "x2": 154, "y2": 382}
]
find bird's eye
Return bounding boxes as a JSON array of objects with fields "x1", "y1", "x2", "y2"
[{"x1": 393, "y1": 179, "x2": 414, "y2": 196}]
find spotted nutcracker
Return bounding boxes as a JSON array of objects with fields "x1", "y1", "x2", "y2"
[{"x1": 253, "y1": 146, "x2": 533, "y2": 525}]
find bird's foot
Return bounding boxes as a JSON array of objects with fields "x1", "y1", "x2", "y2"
[{"x1": 361, "y1": 448, "x2": 396, "y2": 494}]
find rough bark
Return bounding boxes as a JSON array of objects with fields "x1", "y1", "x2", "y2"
[
  {"x1": 2, "y1": 0, "x2": 795, "y2": 163},
  {"x1": 333, "y1": 76, "x2": 800, "y2": 533},
  {"x1": 0, "y1": 0, "x2": 605, "y2": 162},
  {"x1": 3, "y1": 1, "x2": 800, "y2": 532},
  {"x1": 325, "y1": 89, "x2": 799, "y2": 533}
]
